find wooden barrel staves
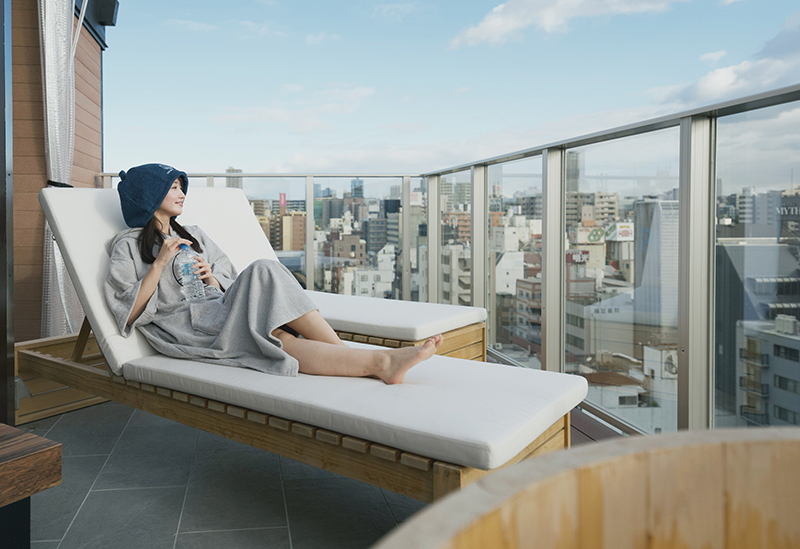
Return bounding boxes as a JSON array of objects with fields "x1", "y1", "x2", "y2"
[{"x1": 374, "y1": 428, "x2": 800, "y2": 549}]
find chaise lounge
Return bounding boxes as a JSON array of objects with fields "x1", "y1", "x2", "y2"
[{"x1": 17, "y1": 186, "x2": 588, "y2": 502}]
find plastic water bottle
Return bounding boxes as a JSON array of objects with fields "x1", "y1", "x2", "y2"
[{"x1": 177, "y1": 244, "x2": 205, "y2": 301}]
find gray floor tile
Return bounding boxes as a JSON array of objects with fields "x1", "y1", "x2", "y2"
[
  {"x1": 381, "y1": 489, "x2": 427, "y2": 523},
  {"x1": 180, "y1": 447, "x2": 286, "y2": 533},
  {"x1": 94, "y1": 424, "x2": 199, "y2": 490},
  {"x1": 175, "y1": 527, "x2": 290, "y2": 549},
  {"x1": 58, "y1": 487, "x2": 185, "y2": 549},
  {"x1": 31, "y1": 455, "x2": 107, "y2": 541},
  {"x1": 284, "y1": 478, "x2": 397, "y2": 549},
  {"x1": 43, "y1": 402, "x2": 134, "y2": 457},
  {"x1": 280, "y1": 456, "x2": 342, "y2": 481},
  {"x1": 31, "y1": 542, "x2": 60, "y2": 548}
]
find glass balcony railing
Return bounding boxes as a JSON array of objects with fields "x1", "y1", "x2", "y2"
[{"x1": 99, "y1": 83, "x2": 800, "y2": 435}]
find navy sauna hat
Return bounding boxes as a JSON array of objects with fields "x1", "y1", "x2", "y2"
[{"x1": 118, "y1": 163, "x2": 188, "y2": 228}]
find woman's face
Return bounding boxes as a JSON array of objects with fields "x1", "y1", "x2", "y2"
[{"x1": 156, "y1": 178, "x2": 185, "y2": 219}]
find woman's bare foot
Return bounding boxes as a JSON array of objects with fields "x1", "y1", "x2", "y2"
[{"x1": 375, "y1": 335, "x2": 444, "y2": 385}]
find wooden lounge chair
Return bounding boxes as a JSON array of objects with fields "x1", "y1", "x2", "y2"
[{"x1": 17, "y1": 187, "x2": 587, "y2": 503}]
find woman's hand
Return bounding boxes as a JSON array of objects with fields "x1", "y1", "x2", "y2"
[
  {"x1": 191, "y1": 256, "x2": 222, "y2": 290},
  {"x1": 154, "y1": 237, "x2": 193, "y2": 269}
]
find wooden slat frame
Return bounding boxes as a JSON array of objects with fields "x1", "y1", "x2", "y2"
[
  {"x1": 336, "y1": 322, "x2": 487, "y2": 361},
  {"x1": 16, "y1": 333, "x2": 567, "y2": 503}
]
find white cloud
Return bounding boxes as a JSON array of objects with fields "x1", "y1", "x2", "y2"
[
  {"x1": 373, "y1": 2, "x2": 431, "y2": 20},
  {"x1": 448, "y1": 0, "x2": 689, "y2": 49},
  {"x1": 700, "y1": 50, "x2": 726, "y2": 63},
  {"x1": 307, "y1": 32, "x2": 341, "y2": 45},
  {"x1": 654, "y1": 10, "x2": 800, "y2": 108},
  {"x1": 164, "y1": 19, "x2": 216, "y2": 32},
  {"x1": 209, "y1": 84, "x2": 375, "y2": 135},
  {"x1": 239, "y1": 21, "x2": 286, "y2": 38},
  {"x1": 282, "y1": 83, "x2": 305, "y2": 93}
]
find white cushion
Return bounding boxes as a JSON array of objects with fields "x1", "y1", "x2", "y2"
[
  {"x1": 307, "y1": 291, "x2": 486, "y2": 340},
  {"x1": 123, "y1": 343, "x2": 587, "y2": 470}
]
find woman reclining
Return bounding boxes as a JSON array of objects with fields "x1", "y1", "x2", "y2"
[{"x1": 104, "y1": 163, "x2": 442, "y2": 384}]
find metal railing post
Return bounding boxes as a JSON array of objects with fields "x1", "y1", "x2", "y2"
[
  {"x1": 471, "y1": 165, "x2": 486, "y2": 308},
  {"x1": 678, "y1": 116, "x2": 715, "y2": 430},
  {"x1": 206, "y1": 176, "x2": 214, "y2": 187},
  {"x1": 427, "y1": 175, "x2": 440, "y2": 303},
  {"x1": 305, "y1": 175, "x2": 315, "y2": 292},
  {"x1": 542, "y1": 149, "x2": 565, "y2": 373},
  {"x1": 402, "y1": 175, "x2": 411, "y2": 301}
]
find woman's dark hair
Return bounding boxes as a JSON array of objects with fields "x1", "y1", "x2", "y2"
[{"x1": 137, "y1": 217, "x2": 203, "y2": 264}]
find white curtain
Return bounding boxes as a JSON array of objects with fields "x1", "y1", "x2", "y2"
[{"x1": 38, "y1": 0, "x2": 88, "y2": 337}]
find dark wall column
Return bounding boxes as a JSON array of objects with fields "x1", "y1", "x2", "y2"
[{"x1": 1, "y1": 0, "x2": 12, "y2": 427}]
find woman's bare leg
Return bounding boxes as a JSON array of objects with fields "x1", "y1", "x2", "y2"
[
  {"x1": 284, "y1": 310, "x2": 345, "y2": 346},
  {"x1": 274, "y1": 330, "x2": 444, "y2": 385}
]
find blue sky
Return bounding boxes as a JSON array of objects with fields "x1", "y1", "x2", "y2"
[{"x1": 102, "y1": 0, "x2": 800, "y2": 175}]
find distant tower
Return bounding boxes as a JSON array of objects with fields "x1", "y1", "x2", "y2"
[
  {"x1": 226, "y1": 167, "x2": 243, "y2": 189},
  {"x1": 566, "y1": 151, "x2": 584, "y2": 193},
  {"x1": 351, "y1": 178, "x2": 364, "y2": 198}
]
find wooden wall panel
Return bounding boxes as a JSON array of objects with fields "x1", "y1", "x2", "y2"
[{"x1": 12, "y1": 1, "x2": 103, "y2": 341}]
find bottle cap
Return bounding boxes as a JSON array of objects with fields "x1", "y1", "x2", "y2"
[{"x1": 179, "y1": 244, "x2": 190, "y2": 251}]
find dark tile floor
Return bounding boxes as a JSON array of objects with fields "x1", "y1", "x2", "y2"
[
  {"x1": 22, "y1": 402, "x2": 425, "y2": 549},
  {"x1": 22, "y1": 403, "x2": 614, "y2": 549}
]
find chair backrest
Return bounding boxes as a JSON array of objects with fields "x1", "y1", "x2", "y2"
[{"x1": 39, "y1": 186, "x2": 278, "y2": 375}]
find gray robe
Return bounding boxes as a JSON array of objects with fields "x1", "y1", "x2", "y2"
[{"x1": 104, "y1": 225, "x2": 317, "y2": 376}]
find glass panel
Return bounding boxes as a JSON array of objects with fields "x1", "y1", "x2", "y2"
[
  {"x1": 715, "y1": 101, "x2": 800, "y2": 428},
  {"x1": 240, "y1": 177, "x2": 308, "y2": 287},
  {"x1": 313, "y1": 177, "x2": 404, "y2": 298},
  {"x1": 409, "y1": 177, "x2": 428, "y2": 302},
  {"x1": 565, "y1": 129, "x2": 680, "y2": 434},
  {"x1": 439, "y1": 170, "x2": 472, "y2": 305},
  {"x1": 486, "y1": 157, "x2": 543, "y2": 368}
]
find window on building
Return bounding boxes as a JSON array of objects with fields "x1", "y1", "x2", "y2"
[
  {"x1": 374, "y1": 275, "x2": 381, "y2": 282},
  {"x1": 775, "y1": 374, "x2": 800, "y2": 394},
  {"x1": 618, "y1": 395, "x2": 638, "y2": 407},
  {"x1": 774, "y1": 405, "x2": 800, "y2": 425},
  {"x1": 774, "y1": 344, "x2": 800, "y2": 362},
  {"x1": 361, "y1": 275, "x2": 368, "y2": 282}
]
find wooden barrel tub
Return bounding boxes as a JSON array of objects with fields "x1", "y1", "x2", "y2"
[{"x1": 375, "y1": 427, "x2": 800, "y2": 549}]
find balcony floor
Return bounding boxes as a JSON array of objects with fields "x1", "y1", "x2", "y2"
[{"x1": 21, "y1": 402, "x2": 619, "y2": 548}]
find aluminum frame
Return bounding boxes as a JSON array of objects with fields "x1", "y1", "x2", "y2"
[
  {"x1": 471, "y1": 165, "x2": 486, "y2": 308},
  {"x1": 541, "y1": 149, "x2": 564, "y2": 373},
  {"x1": 678, "y1": 116, "x2": 716, "y2": 430},
  {"x1": 402, "y1": 176, "x2": 411, "y2": 301}
]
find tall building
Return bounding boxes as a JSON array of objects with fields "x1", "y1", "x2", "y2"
[
  {"x1": 566, "y1": 151, "x2": 584, "y2": 193},
  {"x1": 736, "y1": 316, "x2": 800, "y2": 426},
  {"x1": 633, "y1": 199, "x2": 679, "y2": 330},
  {"x1": 363, "y1": 218, "x2": 388, "y2": 255},
  {"x1": 320, "y1": 197, "x2": 345, "y2": 228},
  {"x1": 225, "y1": 166, "x2": 243, "y2": 189},
  {"x1": 351, "y1": 178, "x2": 364, "y2": 198},
  {"x1": 282, "y1": 211, "x2": 306, "y2": 252},
  {"x1": 270, "y1": 199, "x2": 305, "y2": 215}
]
